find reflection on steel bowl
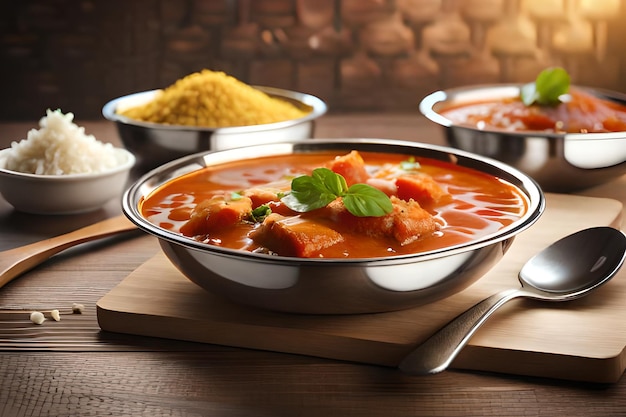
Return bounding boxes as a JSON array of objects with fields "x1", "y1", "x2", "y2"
[
  {"x1": 419, "y1": 85, "x2": 626, "y2": 192},
  {"x1": 122, "y1": 139, "x2": 544, "y2": 314},
  {"x1": 102, "y1": 86, "x2": 327, "y2": 173}
]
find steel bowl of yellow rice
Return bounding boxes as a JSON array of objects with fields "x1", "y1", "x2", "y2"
[{"x1": 102, "y1": 69, "x2": 327, "y2": 172}]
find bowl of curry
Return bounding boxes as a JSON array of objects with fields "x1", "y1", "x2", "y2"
[
  {"x1": 420, "y1": 83, "x2": 626, "y2": 192},
  {"x1": 122, "y1": 139, "x2": 544, "y2": 314}
]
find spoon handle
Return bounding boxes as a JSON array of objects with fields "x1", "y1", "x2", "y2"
[
  {"x1": 0, "y1": 215, "x2": 138, "y2": 289},
  {"x1": 399, "y1": 288, "x2": 522, "y2": 375}
]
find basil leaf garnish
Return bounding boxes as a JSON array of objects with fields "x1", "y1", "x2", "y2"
[
  {"x1": 343, "y1": 184, "x2": 393, "y2": 217},
  {"x1": 284, "y1": 169, "x2": 340, "y2": 212},
  {"x1": 520, "y1": 67, "x2": 570, "y2": 106},
  {"x1": 282, "y1": 168, "x2": 392, "y2": 217}
]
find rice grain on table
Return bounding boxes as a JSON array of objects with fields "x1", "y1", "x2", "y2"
[
  {"x1": 117, "y1": 69, "x2": 309, "y2": 127},
  {"x1": 3, "y1": 109, "x2": 121, "y2": 175}
]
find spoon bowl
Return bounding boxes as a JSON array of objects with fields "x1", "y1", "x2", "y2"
[
  {"x1": 399, "y1": 226, "x2": 626, "y2": 375},
  {"x1": 519, "y1": 228, "x2": 623, "y2": 297}
]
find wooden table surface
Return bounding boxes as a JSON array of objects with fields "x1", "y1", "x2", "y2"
[{"x1": 1, "y1": 115, "x2": 625, "y2": 417}]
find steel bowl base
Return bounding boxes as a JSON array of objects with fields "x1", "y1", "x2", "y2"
[{"x1": 158, "y1": 237, "x2": 512, "y2": 315}]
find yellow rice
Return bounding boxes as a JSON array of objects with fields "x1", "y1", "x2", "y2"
[{"x1": 118, "y1": 70, "x2": 310, "y2": 127}]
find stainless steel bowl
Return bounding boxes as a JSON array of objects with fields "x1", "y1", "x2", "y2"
[
  {"x1": 103, "y1": 86, "x2": 327, "y2": 173},
  {"x1": 419, "y1": 85, "x2": 626, "y2": 192},
  {"x1": 122, "y1": 139, "x2": 544, "y2": 315}
]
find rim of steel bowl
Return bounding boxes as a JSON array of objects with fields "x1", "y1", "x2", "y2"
[{"x1": 122, "y1": 138, "x2": 545, "y2": 267}]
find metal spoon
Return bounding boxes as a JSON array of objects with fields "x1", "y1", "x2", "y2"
[{"x1": 399, "y1": 226, "x2": 626, "y2": 376}]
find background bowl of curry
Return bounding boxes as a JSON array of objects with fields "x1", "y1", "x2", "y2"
[
  {"x1": 419, "y1": 84, "x2": 626, "y2": 193},
  {"x1": 102, "y1": 86, "x2": 327, "y2": 173},
  {"x1": 122, "y1": 139, "x2": 544, "y2": 315}
]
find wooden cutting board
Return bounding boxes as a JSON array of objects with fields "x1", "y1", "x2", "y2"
[{"x1": 97, "y1": 193, "x2": 625, "y2": 383}]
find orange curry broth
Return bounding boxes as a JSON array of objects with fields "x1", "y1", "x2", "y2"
[
  {"x1": 440, "y1": 88, "x2": 626, "y2": 133},
  {"x1": 139, "y1": 151, "x2": 529, "y2": 258}
]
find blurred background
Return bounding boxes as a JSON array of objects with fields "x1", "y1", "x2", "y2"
[{"x1": 1, "y1": 0, "x2": 625, "y2": 120}]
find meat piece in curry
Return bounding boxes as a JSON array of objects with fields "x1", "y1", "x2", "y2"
[
  {"x1": 180, "y1": 194, "x2": 253, "y2": 236},
  {"x1": 250, "y1": 213, "x2": 345, "y2": 257},
  {"x1": 326, "y1": 150, "x2": 369, "y2": 185},
  {"x1": 396, "y1": 174, "x2": 450, "y2": 205},
  {"x1": 322, "y1": 196, "x2": 439, "y2": 246}
]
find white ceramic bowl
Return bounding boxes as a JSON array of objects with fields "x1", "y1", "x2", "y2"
[
  {"x1": 0, "y1": 147, "x2": 135, "y2": 214},
  {"x1": 102, "y1": 86, "x2": 327, "y2": 173}
]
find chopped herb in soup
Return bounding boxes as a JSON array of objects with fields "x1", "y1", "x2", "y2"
[{"x1": 140, "y1": 151, "x2": 529, "y2": 259}]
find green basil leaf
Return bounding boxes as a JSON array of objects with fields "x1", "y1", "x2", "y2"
[
  {"x1": 312, "y1": 167, "x2": 348, "y2": 195},
  {"x1": 535, "y1": 67, "x2": 570, "y2": 104},
  {"x1": 284, "y1": 174, "x2": 338, "y2": 212},
  {"x1": 520, "y1": 67, "x2": 570, "y2": 106},
  {"x1": 343, "y1": 184, "x2": 393, "y2": 217}
]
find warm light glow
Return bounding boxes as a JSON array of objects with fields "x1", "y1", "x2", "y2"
[
  {"x1": 579, "y1": 0, "x2": 620, "y2": 19},
  {"x1": 524, "y1": 0, "x2": 565, "y2": 18}
]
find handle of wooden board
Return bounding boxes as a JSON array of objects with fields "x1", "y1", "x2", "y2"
[{"x1": 0, "y1": 215, "x2": 138, "y2": 288}]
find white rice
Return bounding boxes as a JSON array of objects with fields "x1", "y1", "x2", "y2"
[{"x1": 4, "y1": 109, "x2": 121, "y2": 175}]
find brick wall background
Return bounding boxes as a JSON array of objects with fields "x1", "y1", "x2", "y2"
[{"x1": 1, "y1": 0, "x2": 626, "y2": 121}]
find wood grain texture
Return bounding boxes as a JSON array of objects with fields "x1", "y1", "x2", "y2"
[
  {"x1": 2, "y1": 350, "x2": 625, "y2": 417},
  {"x1": 97, "y1": 193, "x2": 625, "y2": 383}
]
